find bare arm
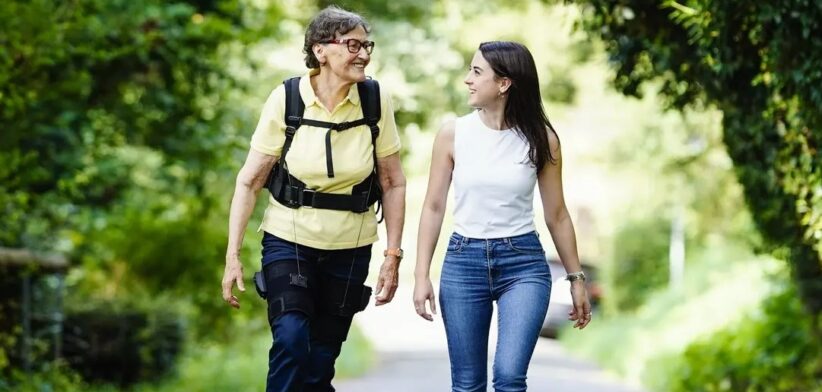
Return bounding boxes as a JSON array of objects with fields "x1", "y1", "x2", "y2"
[
  {"x1": 374, "y1": 152, "x2": 406, "y2": 305},
  {"x1": 537, "y1": 130, "x2": 590, "y2": 329},
  {"x1": 413, "y1": 120, "x2": 454, "y2": 320},
  {"x1": 222, "y1": 149, "x2": 278, "y2": 309}
]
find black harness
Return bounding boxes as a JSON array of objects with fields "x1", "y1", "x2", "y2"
[{"x1": 266, "y1": 77, "x2": 383, "y2": 216}]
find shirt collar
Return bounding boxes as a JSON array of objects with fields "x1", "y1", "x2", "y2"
[{"x1": 299, "y1": 69, "x2": 361, "y2": 108}]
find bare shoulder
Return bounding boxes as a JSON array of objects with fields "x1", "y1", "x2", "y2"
[
  {"x1": 435, "y1": 119, "x2": 456, "y2": 143},
  {"x1": 546, "y1": 127, "x2": 561, "y2": 156}
]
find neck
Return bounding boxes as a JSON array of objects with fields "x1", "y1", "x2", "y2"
[
  {"x1": 311, "y1": 69, "x2": 353, "y2": 112},
  {"x1": 477, "y1": 100, "x2": 508, "y2": 130}
]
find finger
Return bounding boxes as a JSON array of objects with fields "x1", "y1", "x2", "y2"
[
  {"x1": 236, "y1": 274, "x2": 246, "y2": 292},
  {"x1": 229, "y1": 295, "x2": 240, "y2": 309},
  {"x1": 385, "y1": 281, "x2": 399, "y2": 303},
  {"x1": 430, "y1": 295, "x2": 437, "y2": 315},
  {"x1": 222, "y1": 280, "x2": 232, "y2": 303},
  {"x1": 375, "y1": 277, "x2": 385, "y2": 299}
]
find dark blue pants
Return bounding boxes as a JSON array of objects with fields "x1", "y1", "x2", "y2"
[{"x1": 261, "y1": 232, "x2": 371, "y2": 392}]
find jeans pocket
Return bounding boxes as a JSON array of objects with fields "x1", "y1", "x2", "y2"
[
  {"x1": 446, "y1": 233, "x2": 463, "y2": 253},
  {"x1": 507, "y1": 233, "x2": 544, "y2": 255}
]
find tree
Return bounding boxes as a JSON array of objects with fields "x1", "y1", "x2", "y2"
[
  {"x1": 0, "y1": 0, "x2": 283, "y2": 339},
  {"x1": 571, "y1": 0, "x2": 822, "y2": 322}
]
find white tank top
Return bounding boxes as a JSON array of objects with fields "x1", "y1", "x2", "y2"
[{"x1": 452, "y1": 111, "x2": 537, "y2": 239}]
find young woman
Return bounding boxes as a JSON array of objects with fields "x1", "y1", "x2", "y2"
[{"x1": 413, "y1": 41, "x2": 592, "y2": 392}]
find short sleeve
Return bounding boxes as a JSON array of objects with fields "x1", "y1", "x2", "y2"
[
  {"x1": 249, "y1": 85, "x2": 287, "y2": 156},
  {"x1": 374, "y1": 87, "x2": 401, "y2": 158}
]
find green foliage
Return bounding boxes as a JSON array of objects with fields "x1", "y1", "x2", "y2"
[
  {"x1": 0, "y1": 0, "x2": 278, "y2": 251},
  {"x1": 653, "y1": 286, "x2": 822, "y2": 392},
  {"x1": 61, "y1": 302, "x2": 183, "y2": 386},
  {"x1": 609, "y1": 217, "x2": 670, "y2": 311},
  {"x1": 1, "y1": 363, "x2": 89, "y2": 392},
  {"x1": 572, "y1": 0, "x2": 822, "y2": 316},
  {"x1": 562, "y1": 249, "x2": 780, "y2": 385}
]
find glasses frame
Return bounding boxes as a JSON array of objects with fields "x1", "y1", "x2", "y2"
[{"x1": 322, "y1": 38, "x2": 375, "y2": 55}]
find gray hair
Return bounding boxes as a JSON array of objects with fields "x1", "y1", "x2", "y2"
[{"x1": 303, "y1": 6, "x2": 371, "y2": 69}]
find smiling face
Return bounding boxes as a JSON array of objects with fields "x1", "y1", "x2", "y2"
[
  {"x1": 464, "y1": 50, "x2": 509, "y2": 108},
  {"x1": 313, "y1": 25, "x2": 371, "y2": 83}
]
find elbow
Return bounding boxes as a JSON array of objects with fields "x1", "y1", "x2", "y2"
[
  {"x1": 381, "y1": 172, "x2": 407, "y2": 193},
  {"x1": 545, "y1": 208, "x2": 567, "y2": 231},
  {"x1": 424, "y1": 199, "x2": 445, "y2": 216},
  {"x1": 236, "y1": 171, "x2": 261, "y2": 192}
]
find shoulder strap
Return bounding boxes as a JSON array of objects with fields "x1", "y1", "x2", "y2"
[
  {"x1": 356, "y1": 79, "x2": 381, "y2": 142},
  {"x1": 281, "y1": 77, "x2": 304, "y2": 160},
  {"x1": 356, "y1": 78, "x2": 384, "y2": 223}
]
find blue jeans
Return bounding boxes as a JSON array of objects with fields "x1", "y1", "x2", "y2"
[
  {"x1": 439, "y1": 231, "x2": 552, "y2": 392},
  {"x1": 260, "y1": 232, "x2": 371, "y2": 392}
]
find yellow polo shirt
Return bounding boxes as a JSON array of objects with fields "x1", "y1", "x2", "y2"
[{"x1": 250, "y1": 69, "x2": 401, "y2": 250}]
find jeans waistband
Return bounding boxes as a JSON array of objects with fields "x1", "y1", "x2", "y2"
[{"x1": 451, "y1": 230, "x2": 538, "y2": 245}]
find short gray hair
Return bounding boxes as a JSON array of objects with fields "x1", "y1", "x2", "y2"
[{"x1": 303, "y1": 6, "x2": 371, "y2": 69}]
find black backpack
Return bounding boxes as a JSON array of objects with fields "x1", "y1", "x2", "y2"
[{"x1": 266, "y1": 77, "x2": 383, "y2": 217}]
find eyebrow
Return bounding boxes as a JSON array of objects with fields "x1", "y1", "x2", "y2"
[{"x1": 471, "y1": 65, "x2": 483, "y2": 72}]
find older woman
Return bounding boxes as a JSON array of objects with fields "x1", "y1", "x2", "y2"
[{"x1": 221, "y1": 6, "x2": 406, "y2": 391}]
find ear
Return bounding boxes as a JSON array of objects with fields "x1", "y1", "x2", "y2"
[
  {"x1": 313, "y1": 43, "x2": 326, "y2": 65},
  {"x1": 498, "y1": 77, "x2": 513, "y2": 94}
]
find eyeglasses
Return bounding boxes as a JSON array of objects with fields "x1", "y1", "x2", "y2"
[{"x1": 322, "y1": 39, "x2": 375, "y2": 55}]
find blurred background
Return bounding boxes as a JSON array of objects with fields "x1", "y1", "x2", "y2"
[{"x1": 1, "y1": 0, "x2": 820, "y2": 391}]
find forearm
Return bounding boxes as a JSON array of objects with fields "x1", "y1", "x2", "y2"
[
  {"x1": 545, "y1": 209, "x2": 583, "y2": 274},
  {"x1": 226, "y1": 181, "x2": 262, "y2": 262},
  {"x1": 381, "y1": 182, "x2": 406, "y2": 250},
  {"x1": 415, "y1": 205, "x2": 446, "y2": 279}
]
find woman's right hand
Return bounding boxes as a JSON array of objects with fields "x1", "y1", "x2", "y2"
[
  {"x1": 413, "y1": 277, "x2": 437, "y2": 321},
  {"x1": 222, "y1": 258, "x2": 245, "y2": 309}
]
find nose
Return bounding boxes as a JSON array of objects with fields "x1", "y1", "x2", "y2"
[
  {"x1": 356, "y1": 44, "x2": 370, "y2": 58},
  {"x1": 463, "y1": 73, "x2": 471, "y2": 85}
]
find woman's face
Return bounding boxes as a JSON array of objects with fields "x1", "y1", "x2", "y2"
[
  {"x1": 464, "y1": 51, "x2": 504, "y2": 108},
  {"x1": 315, "y1": 25, "x2": 371, "y2": 83}
]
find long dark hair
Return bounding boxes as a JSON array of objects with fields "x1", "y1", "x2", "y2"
[{"x1": 479, "y1": 41, "x2": 558, "y2": 171}]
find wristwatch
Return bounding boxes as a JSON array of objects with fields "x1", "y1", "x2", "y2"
[
  {"x1": 565, "y1": 271, "x2": 586, "y2": 282},
  {"x1": 384, "y1": 248, "x2": 404, "y2": 260}
]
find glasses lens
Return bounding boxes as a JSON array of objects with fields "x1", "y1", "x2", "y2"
[
  {"x1": 364, "y1": 41, "x2": 374, "y2": 54},
  {"x1": 347, "y1": 40, "x2": 361, "y2": 53}
]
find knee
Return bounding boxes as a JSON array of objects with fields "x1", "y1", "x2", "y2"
[
  {"x1": 492, "y1": 367, "x2": 527, "y2": 392},
  {"x1": 451, "y1": 368, "x2": 486, "y2": 392},
  {"x1": 273, "y1": 312, "x2": 310, "y2": 362},
  {"x1": 494, "y1": 372, "x2": 526, "y2": 392}
]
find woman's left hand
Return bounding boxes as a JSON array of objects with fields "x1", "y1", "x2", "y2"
[
  {"x1": 568, "y1": 280, "x2": 592, "y2": 329},
  {"x1": 374, "y1": 256, "x2": 400, "y2": 305}
]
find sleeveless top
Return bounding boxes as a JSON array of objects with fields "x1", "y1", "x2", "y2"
[{"x1": 452, "y1": 111, "x2": 537, "y2": 239}]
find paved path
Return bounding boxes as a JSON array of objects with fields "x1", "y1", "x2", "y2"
[{"x1": 336, "y1": 283, "x2": 644, "y2": 392}]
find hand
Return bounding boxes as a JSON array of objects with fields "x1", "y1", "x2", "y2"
[
  {"x1": 568, "y1": 280, "x2": 592, "y2": 329},
  {"x1": 374, "y1": 256, "x2": 400, "y2": 306},
  {"x1": 413, "y1": 277, "x2": 437, "y2": 321},
  {"x1": 221, "y1": 258, "x2": 245, "y2": 309}
]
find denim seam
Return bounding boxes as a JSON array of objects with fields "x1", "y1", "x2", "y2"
[{"x1": 485, "y1": 239, "x2": 495, "y2": 296}]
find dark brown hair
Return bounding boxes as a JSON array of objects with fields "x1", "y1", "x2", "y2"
[{"x1": 479, "y1": 41, "x2": 559, "y2": 171}]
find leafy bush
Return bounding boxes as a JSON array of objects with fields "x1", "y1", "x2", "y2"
[
  {"x1": 608, "y1": 216, "x2": 671, "y2": 311},
  {"x1": 652, "y1": 286, "x2": 822, "y2": 392},
  {"x1": 61, "y1": 304, "x2": 183, "y2": 386}
]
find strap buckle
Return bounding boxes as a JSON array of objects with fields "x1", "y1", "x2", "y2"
[
  {"x1": 299, "y1": 189, "x2": 316, "y2": 208},
  {"x1": 331, "y1": 121, "x2": 351, "y2": 131}
]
